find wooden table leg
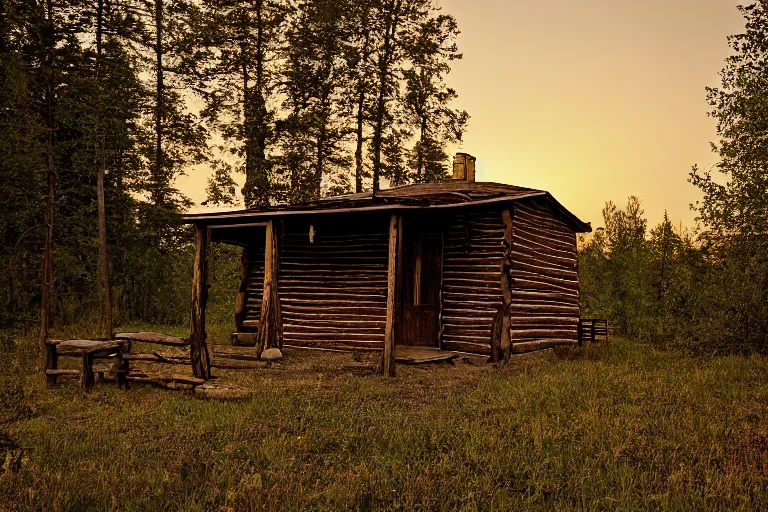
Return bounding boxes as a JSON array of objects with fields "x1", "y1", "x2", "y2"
[
  {"x1": 116, "y1": 352, "x2": 129, "y2": 390},
  {"x1": 45, "y1": 344, "x2": 58, "y2": 388},
  {"x1": 81, "y1": 352, "x2": 95, "y2": 391}
]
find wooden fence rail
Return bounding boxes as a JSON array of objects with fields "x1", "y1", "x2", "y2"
[{"x1": 578, "y1": 318, "x2": 608, "y2": 345}]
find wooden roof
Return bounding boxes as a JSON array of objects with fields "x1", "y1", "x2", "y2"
[{"x1": 183, "y1": 181, "x2": 592, "y2": 233}]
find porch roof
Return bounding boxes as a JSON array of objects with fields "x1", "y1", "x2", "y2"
[{"x1": 182, "y1": 181, "x2": 592, "y2": 233}]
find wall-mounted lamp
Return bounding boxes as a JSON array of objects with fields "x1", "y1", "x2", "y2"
[{"x1": 309, "y1": 224, "x2": 315, "y2": 244}]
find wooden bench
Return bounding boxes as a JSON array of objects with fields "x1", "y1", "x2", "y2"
[{"x1": 45, "y1": 339, "x2": 129, "y2": 391}]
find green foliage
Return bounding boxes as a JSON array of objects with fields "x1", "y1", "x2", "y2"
[{"x1": 686, "y1": 2, "x2": 768, "y2": 354}]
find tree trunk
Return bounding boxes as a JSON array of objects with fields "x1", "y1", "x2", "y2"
[
  {"x1": 241, "y1": 0, "x2": 270, "y2": 208},
  {"x1": 353, "y1": 25, "x2": 371, "y2": 194},
  {"x1": 354, "y1": 87, "x2": 365, "y2": 193},
  {"x1": 371, "y1": 1, "x2": 402, "y2": 193},
  {"x1": 416, "y1": 110, "x2": 428, "y2": 181},
  {"x1": 96, "y1": 0, "x2": 113, "y2": 337},
  {"x1": 39, "y1": 0, "x2": 56, "y2": 344},
  {"x1": 154, "y1": 0, "x2": 164, "y2": 206}
]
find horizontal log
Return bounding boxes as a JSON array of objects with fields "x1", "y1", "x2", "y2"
[
  {"x1": 513, "y1": 216, "x2": 574, "y2": 241},
  {"x1": 443, "y1": 284, "x2": 501, "y2": 294},
  {"x1": 510, "y1": 248, "x2": 576, "y2": 269},
  {"x1": 281, "y1": 298, "x2": 386, "y2": 306},
  {"x1": 283, "y1": 340, "x2": 384, "y2": 351},
  {"x1": 114, "y1": 332, "x2": 189, "y2": 347},
  {"x1": 513, "y1": 235, "x2": 576, "y2": 260},
  {"x1": 510, "y1": 339, "x2": 578, "y2": 354},
  {"x1": 122, "y1": 353, "x2": 190, "y2": 365},
  {"x1": 441, "y1": 339, "x2": 491, "y2": 355},
  {"x1": 282, "y1": 305, "x2": 387, "y2": 315},
  {"x1": 513, "y1": 227, "x2": 575, "y2": 253},
  {"x1": 441, "y1": 333, "x2": 487, "y2": 342},
  {"x1": 441, "y1": 327, "x2": 491, "y2": 337},
  {"x1": 512, "y1": 260, "x2": 578, "y2": 280},
  {"x1": 280, "y1": 271, "x2": 387, "y2": 279},
  {"x1": 280, "y1": 311, "x2": 385, "y2": 320},
  {"x1": 45, "y1": 369, "x2": 81, "y2": 376},
  {"x1": 510, "y1": 316, "x2": 579, "y2": 326},
  {"x1": 125, "y1": 374, "x2": 206, "y2": 386},
  {"x1": 509, "y1": 304, "x2": 580, "y2": 314},
  {"x1": 510, "y1": 289, "x2": 580, "y2": 305},
  {"x1": 281, "y1": 291, "x2": 386, "y2": 300},
  {"x1": 282, "y1": 262, "x2": 387, "y2": 270},
  {"x1": 279, "y1": 279, "x2": 388, "y2": 288},
  {"x1": 283, "y1": 331, "x2": 384, "y2": 341},
  {"x1": 511, "y1": 328, "x2": 578, "y2": 339},
  {"x1": 283, "y1": 323, "x2": 384, "y2": 334},
  {"x1": 441, "y1": 314, "x2": 495, "y2": 325},
  {"x1": 511, "y1": 276, "x2": 579, "y2": 294},
  {"x1": 282, "y1": 246, "x2": 388, "y2": 255}
]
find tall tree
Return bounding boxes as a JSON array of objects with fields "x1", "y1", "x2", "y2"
[
  {"x1": 690, "y1": 2, "x2": 768, "y2": 240},
  {"x1": 402, "y1": 13, "x2": 468, "y2": 183},
  {"x1": 200, "y1": 0, "x2": 285, "y2": 208},
  {"x1": 279, "y1": 0, "x2": 352, "y2": 201},
  {"x1": 344, "y1": 0, "x2": 376, "y2": 193},
  {"x1": 94, "y1": 0, "x2": 113, "y2": 336}
]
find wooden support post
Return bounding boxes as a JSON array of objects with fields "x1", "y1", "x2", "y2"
[
  {"x1": 45, "y1": 343, "x2": 58, "y2": 388},
  {"x1": 190, "y1": 223, "x2": 211, "y2": 380},
  {"x1": 256, "y1": 220, "x2": 282, "y2": 358},
  {"x1": 382, "y1": 214, "x2": 402, "y2": 377},
  {"x1": 81, "y1": 352, "x2": 95, "y2": 391},
  {"x1": 499, "y1": 208, "x2": 514, "y2": 363},
  {"x1": 116, "y1": 340, "x2": 130, "y2": 389}
]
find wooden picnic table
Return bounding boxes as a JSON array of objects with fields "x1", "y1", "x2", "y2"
[{"x1": 45, "y1": 339, "x2": 129, "y2": 391}]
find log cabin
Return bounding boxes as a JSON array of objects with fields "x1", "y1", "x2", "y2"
[{"x1": 182, "y1": 153, "x2": 591, "y2": 377}]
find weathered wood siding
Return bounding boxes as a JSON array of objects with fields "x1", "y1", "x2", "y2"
[
  {"x1": 240, "y1": 246, "x2": 265, "y2": 332},
  {"x1": 278, "y1": 219, "x2": 389, "y2": 350},
  {"x1": 441, "y1": 210, "x2": 505, "y2": 354},
  {"x1": 509, "y1": 199, "x2": 580, "y2": 352}
]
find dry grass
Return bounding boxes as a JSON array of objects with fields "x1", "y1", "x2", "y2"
[{"x1": 1, "y1": 329, "x2": 767, "y2": 511}]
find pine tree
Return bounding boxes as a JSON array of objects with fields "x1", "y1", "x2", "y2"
[
  {"x1": 402, "y1": 12, "x2": 468, "y2": 183},
  {"x1": 279, "y1": 0, "x2": 353, "y2": 201},
  {"x1": 199, "y1": 0, "x2": 286, "y2": 208}
]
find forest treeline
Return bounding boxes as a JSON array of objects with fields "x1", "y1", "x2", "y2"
[
  {"x1": 580, "y1": 3, "x2": 768, "y2": 354},
  {"x1": 1, "y1": 2, "x2": 766, "y2": 355},
  {"x1": 0, "y1": 0, "x2": 467, "y2": 335}
]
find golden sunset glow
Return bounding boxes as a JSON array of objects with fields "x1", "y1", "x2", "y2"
[{"x1": 176, "y1": 0, "x2": 746, "y2": 229}]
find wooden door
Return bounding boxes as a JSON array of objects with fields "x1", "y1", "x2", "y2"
[{"x1": 402, "y1": 231, "x2": 442, "y2": 346}]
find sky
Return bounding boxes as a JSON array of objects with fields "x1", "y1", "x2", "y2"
[{"x1": 177, "y1": 0, "x2": 748, "y2": 230}]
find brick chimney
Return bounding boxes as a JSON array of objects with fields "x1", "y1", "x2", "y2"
[{"x1": 452, "y1": 152, "x2": 476, "y2": 182}]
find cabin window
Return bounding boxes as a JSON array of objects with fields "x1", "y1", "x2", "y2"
[{"x1": 413, "y1": 233, "x2": 441, "y2": 306}]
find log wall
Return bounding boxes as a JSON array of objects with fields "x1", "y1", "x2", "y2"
[
  {"x1": 278, "y1": 218, "x2": 389, "y2": 351},
  {"x1": 441, "y1": 210, "x2": 506, "y2": 354},
  {"x1": 509, "y1": 199, "x2": 580, "y2": 352}
]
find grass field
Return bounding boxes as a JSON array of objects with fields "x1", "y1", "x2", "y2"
[{"x1": 1, "y1": 329, "x2": 767, "y2": 511}]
